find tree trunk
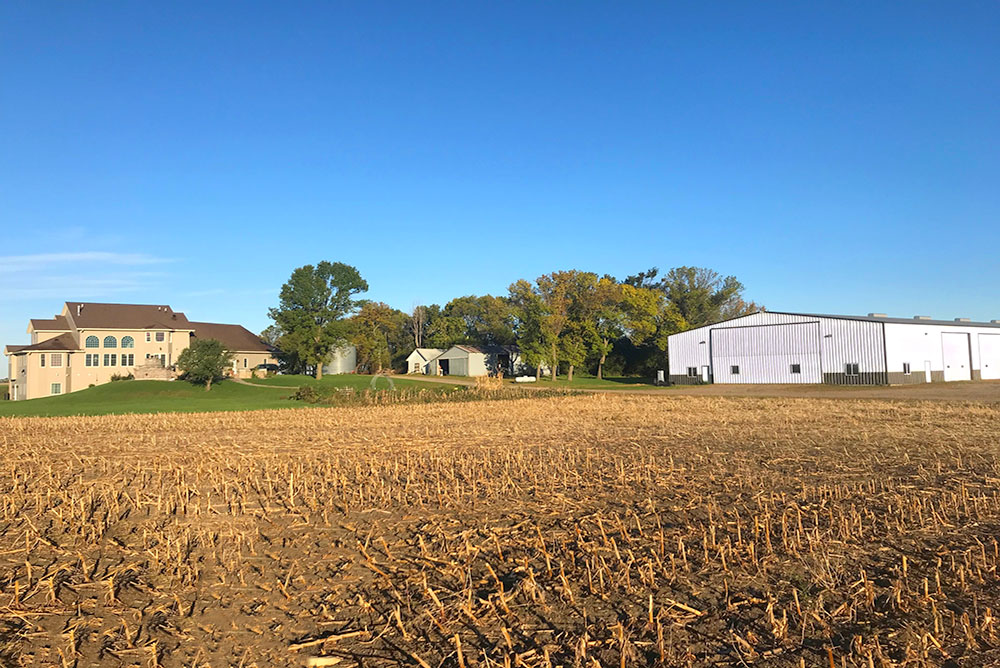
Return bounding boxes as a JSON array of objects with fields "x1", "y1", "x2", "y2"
[
  {"x1": 551, "y1": 343, "x2": 558, "y2": 380},
  {"x1": 315, "y1": 363, "x2": 323, "y2": 380},
  {"x1": 205, "y1": 377, "x2": 212, "y2": 392},
  {"x1": 598, "y1": 339, "x2": 609, "y2": 379},
  {"x1": 535, "y1": 364, "x2": 541, "y2": 380},
  {"x1": 568, "y1": 364, "x2": 574, "y2": 382}
]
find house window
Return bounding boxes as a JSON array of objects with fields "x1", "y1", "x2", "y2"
[
  {"x1": 731, "y1": 365, "x2": 740, "y2": 375},
  {"x1": 903, "y1": 362, "x2": 911, "y2": 375},
  {"x1": 123, "y1": 354, "x2": 134, "y2": 366},
  {"x1": 243, "y1": 358, "x2": 248, "y2": 368},
  {"x1": 85, "y1": 336, "x2": 99, "y2": 348},
  {"x1": 122, "y1": 336, "x2": 135, "y2": 349},
  {"x1": 146, "y1": 332, "x2": 151, "y2": 342},
  {"x1": 51, "y1": 383, "x2": 61, "y2": 395},
  {"x1": 686, "y1": 367, "x2": 698, "y2": 377},
  {"x1": 846, "y1": 363, "x2": 860, "y2": 376},
  {"x1": 155, "y1": 332, "x2": 165, "y2": 342},
  {"x1": 51, "y1": 354, "x2": 62, "y2": 367},
  {"x1": 40, "y1": 354, "x2": 45, "y2": 367},
  {"x1": 85, "y1": 353, "x2": 96, "y2": 367},
  {"x1": 790, "y1": 364, "x2": 801, "y2": 374},
  {"x1": 104, "y1": 336, "x2": 117, "y2": 348},
  {"x1": 104, "y1": 354, "x2": 118, "y2": 367}
]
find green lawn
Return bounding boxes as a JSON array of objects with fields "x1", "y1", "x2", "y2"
[
  {"x1": 244, "y1": 373, "x2": 463, "y2": 391},
  {"x1": 509, "y1": 374, "x2": 668, "y2": 390},
  {"x1": 0, "y1": 375, "x2": 463, "y2": 418}
]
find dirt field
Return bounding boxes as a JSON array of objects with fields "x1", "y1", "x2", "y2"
[{"x1": 2, "y1": 395, "x2": 999, "y2": 667}]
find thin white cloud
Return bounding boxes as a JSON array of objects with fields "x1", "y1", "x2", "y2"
[{"x1": 0, "y1": 252, "x2": 174, "y2": 272}]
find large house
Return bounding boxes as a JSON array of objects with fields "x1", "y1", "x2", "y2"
[{"x1": 4, "y1": 302, "x2": 277, "y2": 401}]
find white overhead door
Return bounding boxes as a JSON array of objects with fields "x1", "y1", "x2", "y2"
[
  {"x1": 711, "y1": 322, "x2": 822, "y2": 384},
  {"x1": 942, "y1": 332, "x2": 972, "y2": 381},
  {"x1": 979, "y1": 334, "x2": 1000, "y2": 380}
]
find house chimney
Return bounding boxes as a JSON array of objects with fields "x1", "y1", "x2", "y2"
[
  {"x1": 868, "y1": 313, "x2": 888, "y2": 318},
  {"x1": 913, "y1": 315, "x2": 931, "y2": 320},
  {"x1": 76, "y1": 304, "x2": 82, "y2": 316}
]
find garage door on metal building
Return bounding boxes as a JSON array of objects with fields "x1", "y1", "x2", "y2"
[
  {"x1": 711, "y1": 322, "x2": 822, "y2": 384},
  {"x1": 942, "y1": 332, "x2": 972, "y2": 382},
  {"x1": 979, "y1": 334, "x2": 1000, "y2": 380}
]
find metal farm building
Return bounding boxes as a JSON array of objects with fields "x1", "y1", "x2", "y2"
[{"x1": 668, "y1": 311, "x2": 1000, "y2": 385}]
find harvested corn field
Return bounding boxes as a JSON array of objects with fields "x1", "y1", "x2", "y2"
[{"x1": 1, "y1": 395, "x2": 999, "y2": 667}]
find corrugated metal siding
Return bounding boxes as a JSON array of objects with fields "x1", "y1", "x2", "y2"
[
  {"x1": 667, "y1": 311, "x2": 888, "y2": 385},
  {"x1": 711, "y1": 322, "x2": 822, "y2": 383}
]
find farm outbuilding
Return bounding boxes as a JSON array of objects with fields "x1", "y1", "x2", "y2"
[
  {"x1": 405, "y1": 348, "x2": 445, "y2": 374},
  {"x1": 321, "y1": 345, "x2": 357, "y2": 375},
  {"x1": 668, "y1": 311, "x2": 1000, "y2": 385},
  {"x1": 427, "y1": 345, "x2": 521, "y2": 377}
]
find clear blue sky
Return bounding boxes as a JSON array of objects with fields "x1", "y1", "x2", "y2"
[{"x1": 2, "y1": 2, "x2": 999, "y2": 365}]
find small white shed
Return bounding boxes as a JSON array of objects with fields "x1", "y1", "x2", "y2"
[{"x1": 405, "y1": 348, "x2": 445, "y2": 374}]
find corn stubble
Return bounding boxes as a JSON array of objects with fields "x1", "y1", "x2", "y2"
[{"x1": 1, "y1": 395, "x2": 998, "y2": 667}]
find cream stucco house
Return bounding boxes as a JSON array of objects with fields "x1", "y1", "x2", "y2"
[{"x1": 4, "y1": 302, "x2": 277, "y2": 401}]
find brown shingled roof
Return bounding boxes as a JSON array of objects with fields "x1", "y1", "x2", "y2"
[
  {"x1": 66, "y1": 302, "x2": 192, "y2": 330},
  {"x1": 5, "y1": 333, "x2": 80, "y2": 354},
  {"x1": 189, "y1": 322, "x2": 273, "y2": 352},
  {"x1": 29, "y1": 316, "x2": 69, "y2": 331}
]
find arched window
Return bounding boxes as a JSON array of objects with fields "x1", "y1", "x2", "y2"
[
  {"x1": 121, "y1": 336, "x2": 134, "y2": 349},
  {"x1": 103, "y1": 336, "x2": 117, "y2": 348},
  {"x1": 85, "y1": 336, "x2": 99, "y2": 348}
]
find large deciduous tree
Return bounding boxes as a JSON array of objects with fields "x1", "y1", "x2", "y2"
[
  {"x1": 176, "y1": 338, "x2": 234, "y2": 391},
  {"x1": 268, "y1": 262, "x2": 368, "y2": 379},
  {"x1": 629, "y1": 266, "x2": 758, "y2": 328},
  {"x1": 351, "y1": 301, "x2": 410, "y2": 373}
]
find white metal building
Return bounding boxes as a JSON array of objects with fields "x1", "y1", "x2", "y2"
[
  {"x1": 426, "y1": 345, "x2": 522, "y2": 377},
  {"x1": 668, "y1": 311, "x2": 1000, "y2": 385},
  {"x1": 405, "y1": 348, "x2": 445, "y2": 374}
]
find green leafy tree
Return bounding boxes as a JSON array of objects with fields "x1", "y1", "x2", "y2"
[
  {"x1": 560, "y1": 326, "x2": 589, "y2": 382},
  {"x1": 176, "y1": 339, "x2": 234, "y2": 391},
  {"x1": 508, "y1": 279, "x2": 549, "y2": 379},
  {"x1": 352, "y1": 301, "x2": 410, "y2": 373},
  {"x1": 631, "y1": 266, "x2": 758, "y2": 327},
  {"x1": 268, "y1": 262, "x2": 368, "y2": 379}
]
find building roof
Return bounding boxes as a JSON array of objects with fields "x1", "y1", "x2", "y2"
[
  {"x1": 4, "y1": 333, "x2": 80, "y2": 354},
  {"x1": 768, "y1": 311, "x2": 1000, "y2": 329},
  {"x1": 676, "y1": 310, "x2": 1000, "y2": 334},
  {"x1": 28, "y1": 316, "x2": 69, "y2": 331},
  {"x1": 65, "y1": 302, "x2": 192, "y2": 330},
  {"x1": 409, "y1": 347, "x2": 445, "y2": 361},
  {"x1": 451, "y1": 344, "x2": 520, "y2": 355},
  {"x1": 189, "y1": 321, "x2": 273, "y2": 352}
]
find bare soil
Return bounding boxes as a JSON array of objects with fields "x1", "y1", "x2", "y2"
[{"x1": 1, "y1": 395, "x2": 999, "y2": 667}]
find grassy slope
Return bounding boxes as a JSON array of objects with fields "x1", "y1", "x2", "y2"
[
  {"x1": 245, "y1": 374, "x2": 462, "y2": 391},
  {"x1": 512, "y1": 374, "x2": 668, "y2": 390},
  {"x1": 0, "y1": 380, "x2": 305, "y2": 417}
]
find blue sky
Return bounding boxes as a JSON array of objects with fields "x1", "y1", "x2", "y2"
[{"x1": 2, "y1": 2, "x2": 998, "y2": 365}]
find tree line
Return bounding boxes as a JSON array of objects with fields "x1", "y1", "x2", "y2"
[{"x1": 264, "y1": 262, "x2": 759, "y2": 379}]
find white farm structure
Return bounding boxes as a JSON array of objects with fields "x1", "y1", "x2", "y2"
[{"x1": 668, "y1": 311, "x2": 1000, "y2": 385}]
